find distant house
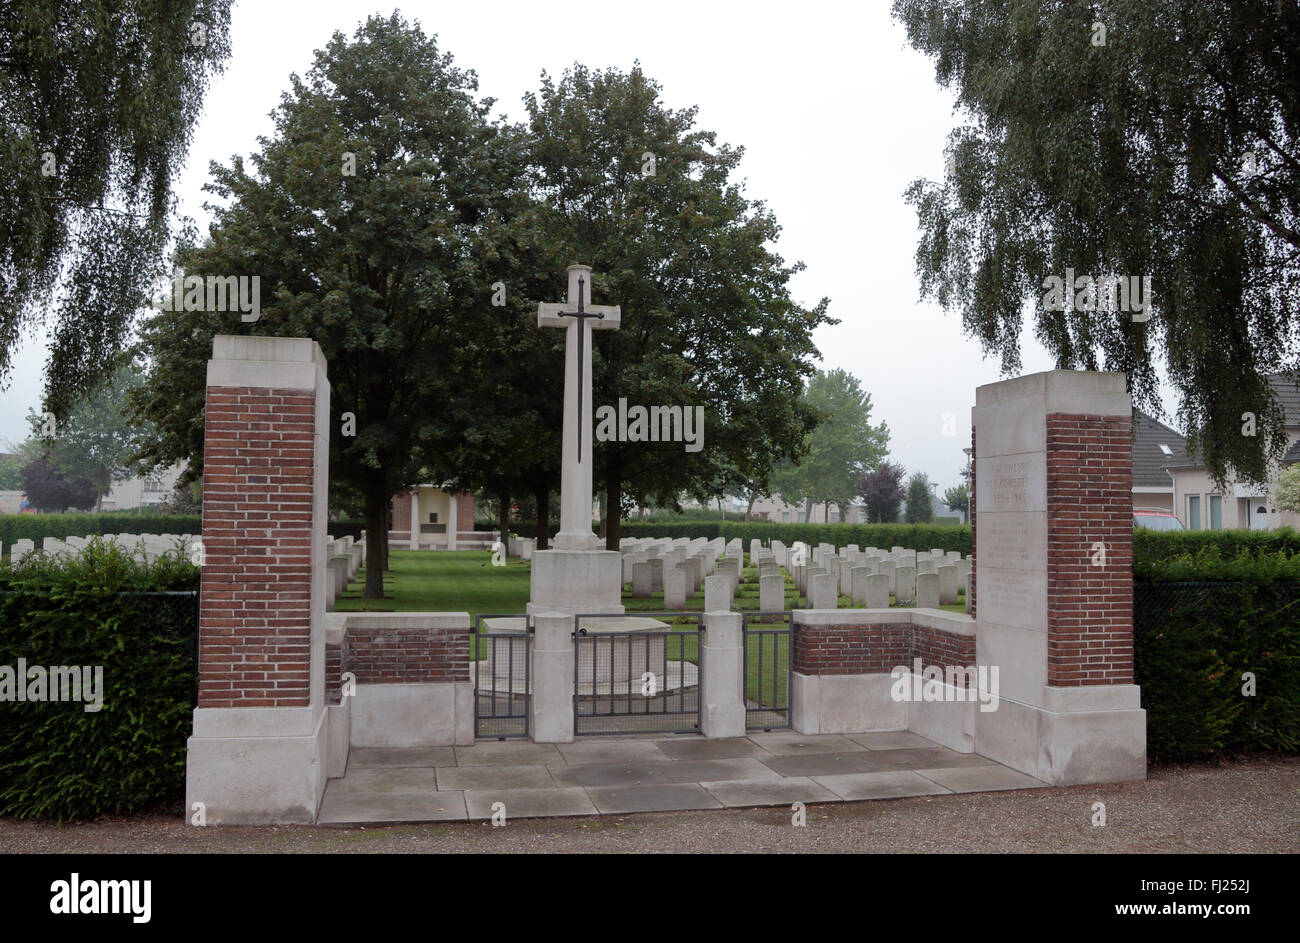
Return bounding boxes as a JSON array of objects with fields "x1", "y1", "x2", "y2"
[
  {"x1": 1131, "y1": 412, "x2": 1189, "y2": 514},
  {"x1": 1160, "y1": 376, "x2": 1300, "y2": 531},
  {"x1": 100, "y1": 464, "x2": 186, "y2": 511}
]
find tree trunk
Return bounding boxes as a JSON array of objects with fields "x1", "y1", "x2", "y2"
[
  {"x1": 803, "y1": 496, "x2": 813, "y2": 523},
  {"x1": 597, "y1": 491, "x2": 607, "y2": 540},
  {"x1": 363, "y1": 481, "x2": 389, "y2": 600},
  {"x1": 746, "y1": 492, "x2": 757, "y2": 520},
  {"x1": 497, "y1": 490, "x2": 510, "y2": 557},
  {"x1": 533, "y1": 476, "x2": 551, "y2": 551},
  {"x1": 604, "y1": 472, "x2": 621, "y2": 551}
]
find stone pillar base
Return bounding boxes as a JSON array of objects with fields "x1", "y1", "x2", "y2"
[
  {"x1": 701, "y1": 612, "x2": 745, "y2": 738},
  {"x1": 185, "y1": 706, "x2": 326, "y2": 825},
  {"x1": 974, "y1": 685, "x2": 1146, "y2": 785},
  {"x1": 528, "y1": 549, "x2": 625, "y2": 616},
  {"x1": 531, "y1": 611, "x2": 574, "y2": 743}
]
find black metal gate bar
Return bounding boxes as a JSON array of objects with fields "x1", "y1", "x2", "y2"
[
  {"x1": 572, "y1": 611, "x2": 703, "y2": 736},
  {"x1": 472, "y1": 613, "x2": 531, "y2": 739},
  {"x1": 742, "y1": 610, "x2": 792, "y2": 730}
]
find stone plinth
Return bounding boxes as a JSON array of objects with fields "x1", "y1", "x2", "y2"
[{"x1": 528, "y1": 548, "x2": 624, "y2": 617}]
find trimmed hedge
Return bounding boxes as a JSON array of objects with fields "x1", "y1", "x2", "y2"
[
  {"x1": 0, "y1": 512, "x2": 202, "y2": 550},
  {"x1": 0, "y1": 540, "x2": 199, "y2": 819},
  {"x1": 1134, "y1": 550, "x2": 1300, "y2": 761},
  {"x1": 1134, "y1": 526, "x2": 1300, "y2": 565}
]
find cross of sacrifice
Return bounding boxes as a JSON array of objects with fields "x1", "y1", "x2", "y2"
[{"x1": 538, "y1": 264, "x2": 621, "y2": 550}]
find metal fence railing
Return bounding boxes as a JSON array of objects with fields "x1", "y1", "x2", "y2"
[
  {"x1": 742, "y1": 611, "x2": 792, "y2": 731},
  {"x1": 1133, "y1": 580, "x2": 1300, "y2": 642},
  {"x1": 573, "y1": 612, "x2": 702, "y2": 737},
  {"x1": 472, "y1": 614, "x2": 531, "y2": 740}
]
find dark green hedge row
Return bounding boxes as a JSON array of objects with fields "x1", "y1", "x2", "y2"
[
  {"x1": 0, "y1": 513, "x2": 202, "y2": 550},
  {"x1": 1135, "y1": 557, "x2": 1300, "y2": 762},
  {"x1": 0, "y1": 540, "x2": 199, "y2": 819},
  {"x1": 1134, "y1": 526, "x2": 1300, "y2": 564}
]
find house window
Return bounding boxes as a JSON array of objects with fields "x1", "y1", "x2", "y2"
[
  {"x1": 782, "y1": 511, "x2": 790, "y2": 523},
  {"x1": 428, "y1": 513, "x2": 438, "y2": 524},
  {"x1": 1188, "y1": 494, "x2": 1201, "y2": 530},
  {"x1": 797, "y1": 512, "x2": 806, "y2": 523},
  {"x1": 1209, "y1": 495, "x2": 1222, "y2": 530}
]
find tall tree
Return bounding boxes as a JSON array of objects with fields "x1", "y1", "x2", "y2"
[
  {"x1": 523, "y1": 64, "x2": 832, "y2": 549},
  {"x1": 943, "y1": 483, "x2": 969, "y2": 517},
  {"x1": 771, "y1": 368, "x2": 891, "y2": 519},
  {"x1": 30, "y1": 362, "x2": 149, "y2": 510},
  {"x1": 858, "y1": 461, "x2": 906, "y2": 523},
  {"x1": 129, "y1": 14, "x2": 524, "y2": 597},
  {"x1": 905, "y1": 472, "x2": 935, "y2": 524},
  {"x1": 893, "y1": 0, "x2": 1300, "y2": 487},
  {"x1": 1, "y1": 0, "x2": 233, "y2": 418}
]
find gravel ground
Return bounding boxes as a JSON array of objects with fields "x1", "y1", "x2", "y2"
[{"x1": 3, "y1": 756, "x2": 1296, "y2": 854}]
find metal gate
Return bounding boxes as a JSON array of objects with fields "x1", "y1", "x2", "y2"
[
  {"x1": 472, "y1": 613, "x2": 530, "y2": 739},
  {"x1": 573, "y1": 612, "x2": 702, "y2": 736},
  {"x1": 743, "y1": 610, "x2": 792, "y2": 730}
]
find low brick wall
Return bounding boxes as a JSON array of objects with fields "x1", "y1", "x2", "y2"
[
  {"x1": 325, "y1": 613, "x2": 472, "y2": 705},
  {"x1": 792, "y1": 612, "x2": 975, "y2": 677}
]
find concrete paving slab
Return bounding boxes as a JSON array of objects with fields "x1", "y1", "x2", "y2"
[
  {"x1": 436, "y1": 764, "x2": 556, "y2": 791},
  {"x1": 327, "y1": 767, "x2": 438, "y2": 795},
  {"x1": 812, "y1": 770, "x2": 953, "y2": 800},
  {"x1": 651, "y1": 757, "x2": 781, "y2": 783},
  {"x1": 701, "y1": 777, "x2": 839, "y2": 808},
  {"x1": 745, "y1": 733, "x2": 868, "y2": 756},
  {"x1": 318, "y1": 787, "x2": 466, "y2": 824},
  {"x1": 915, "y1": 765, "x2": 1047, "y2": 793},
  {"x1": 759, "y1": 751, "x2": 891, "y2": 778},
  {"x1": 555, "y1": 740, "x2": 674, "y2": 765},
  {"x1": 547, "y1": 763, "x2": 670, "y2": 788},
  {"x1": 653, "y1": 737, "x2": 771, "y2": 760},
  {"x1": 859, "y1": 747, "x2": 998, "y2": 771},
  {"x1": 348, "y1": 747, "x2": 456, "y2": 769},
  {"x1": 464, "y1": 787, "x2": 597, "y2": 820},
  {"x1": 454, "y1": 742, "x2": 565, "y2": 766},
  {"x1": 846, "y1": 731, "x2": 940, "y2": 751},
  {"x1": 585, "y1": 783, "x2": 724, "y2": 814}
]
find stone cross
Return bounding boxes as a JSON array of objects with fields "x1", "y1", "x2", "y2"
[{"x1": 538, "y1": 264, "x2": 621, "y2": 551}]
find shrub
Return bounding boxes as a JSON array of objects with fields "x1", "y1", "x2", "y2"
[
  {"x1": 1134, "y1": 549, "x2": 1300, "y2": 760},
  {"x1": 0, "y1": 512, "x2": 202, "y2": 551},
  {"x1": 0, "y1": 539, "x2": 199, "y2": 819}
]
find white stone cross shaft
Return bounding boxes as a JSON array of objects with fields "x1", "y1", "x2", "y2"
[{"x1": 538, "y1": 264, "x2": 621, "y2": 551}]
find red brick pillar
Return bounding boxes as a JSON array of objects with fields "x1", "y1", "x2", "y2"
[
  {"x1": 1045, "y1": 413, "x2": 1134, "y2": 685},
  {"x1": 186, "y1": 336, "x2": 331, "y2": 823},
  {"x1": 972, "y1": 371, "x2": 1145, "y2": 786}
]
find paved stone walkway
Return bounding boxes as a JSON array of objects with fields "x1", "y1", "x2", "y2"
[{"x1": 318, "y1": 731, "x2": 1047, "y2": 823}]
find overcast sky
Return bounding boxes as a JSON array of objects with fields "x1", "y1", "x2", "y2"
[{"x1": 1, "y1": 0, "x2": 1180, "y2": 494}]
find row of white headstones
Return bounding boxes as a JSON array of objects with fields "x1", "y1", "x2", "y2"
[
  {"x1": 618, "y1": 536, "x2": 972, "y2": 612},
  {"x1": 5, "y1": 533, "x2": 367, "y2": 607}
]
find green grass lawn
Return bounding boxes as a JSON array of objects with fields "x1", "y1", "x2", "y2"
[{"x1": 335, "y1": 549, "x2": 531, "y2": 615}]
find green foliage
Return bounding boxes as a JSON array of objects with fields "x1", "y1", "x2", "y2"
[
  {"x1": 893, "y1": 0, "x2": 1300, "y2": 489},
  {"x1": 770, "y1": 369, "x2": 890, "y2": 514},
  {"x1": 942, "y1": 484, "x2": 968, "y2": 514},
  {"x1": 1135, "y1": 526, "x2": 1300, "y2": 568},
  {"x1": 1, "y1": 0, "x2": 233, "y2": 417},
  {"x1": 0, "y1": 513, "x2": 201, "y2": 551},
  {"x1": 524, "y1": 64, "x2": 833, "y2": 543},
  {"x1": 0, "y1": 539, "x2": 199, "y2": 819},
  {"x1": 905, "y1": 472, "x2": 934, "y2": 524},
  {"x1": 1275, "y1": 465, "x2": 1300, "y2": 514},
  {"x1": 0, "y1": 453, "x2": 22, "y2": 490},
  {"x1": 129, "y1": 14, "x2": 520, "y2": 597},
  {"x1": 1135, "y1": 550, "x2": 1300, "y2": 760}
]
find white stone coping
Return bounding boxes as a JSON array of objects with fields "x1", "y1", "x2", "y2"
[
  {"x1": 790, "y1": 608, "x2": 976, "y2": 636},
  {"x1": 1041, "y1": 684, "x2": 1141, "y2": 712},
  {"x1": 329, "y1": 612, "x2": 472, "y2": 637},
  {"x1": 974, "y1": 368, "x2": 1129, "y2": 415},
  {"x1": 192, "y1": 705, "x2": 322, "y2": 738}
]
